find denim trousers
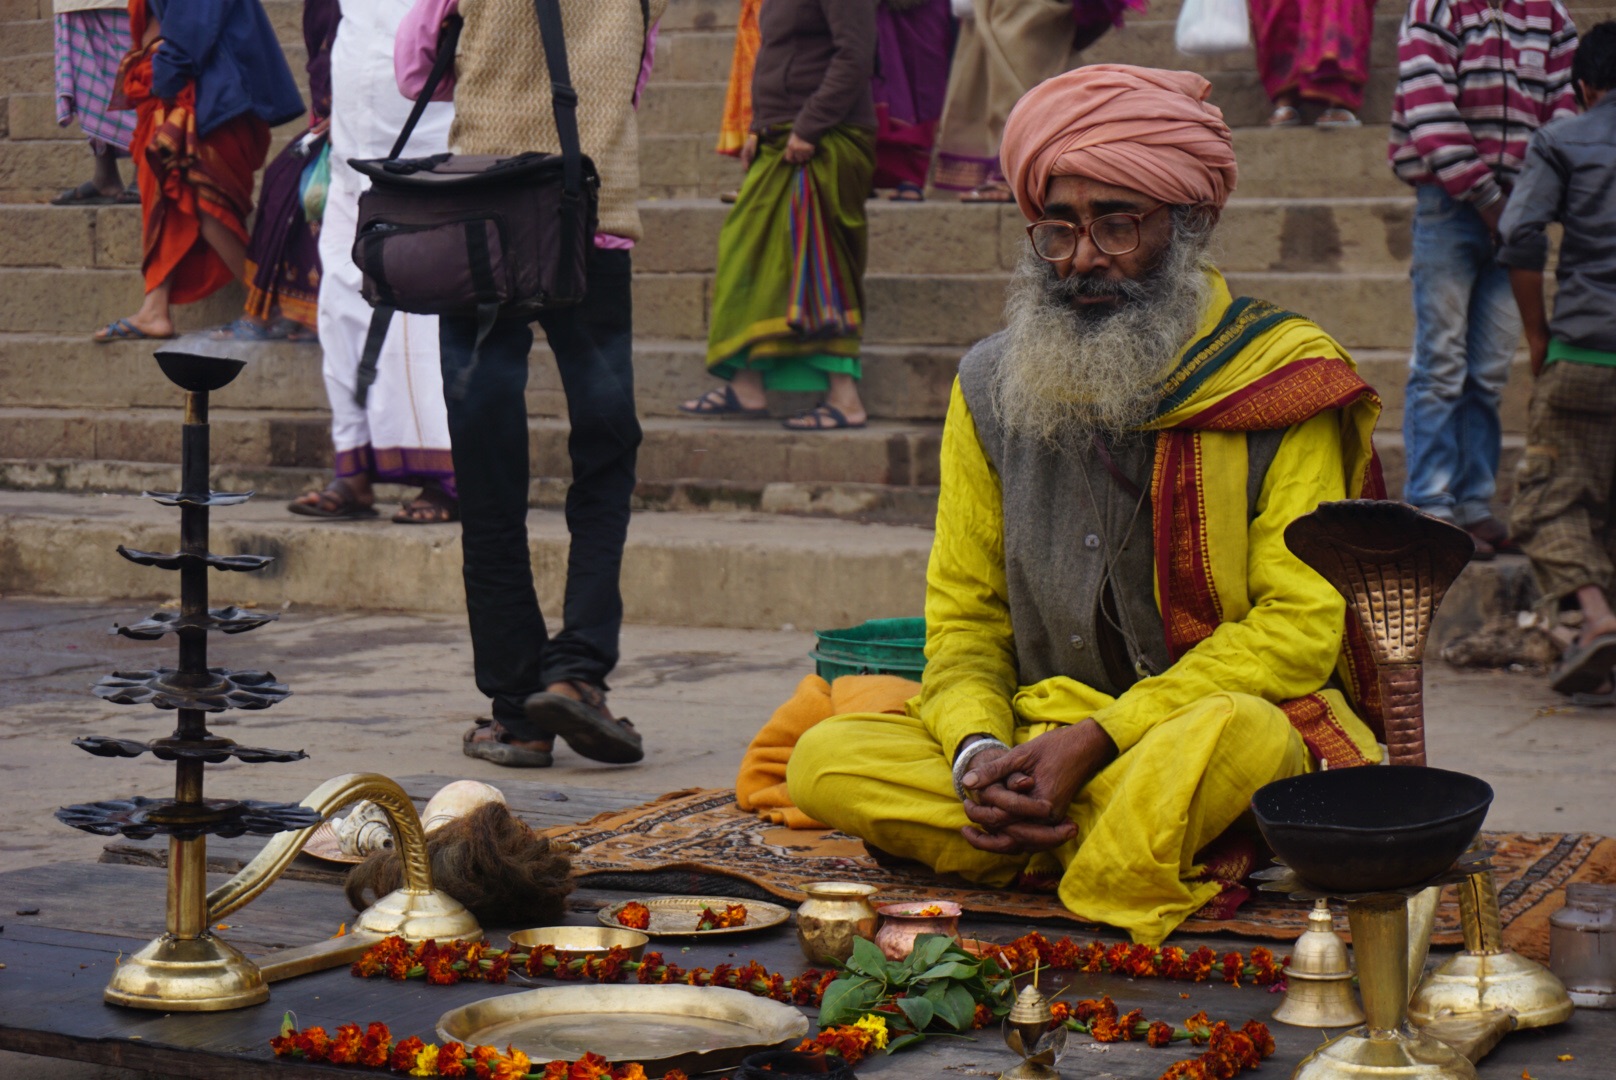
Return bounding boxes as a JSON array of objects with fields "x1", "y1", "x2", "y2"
[
  {"x1": 1402, "y1": 184, "x2": 1523, "y2": 524},
  {"x1": 439, "y1": 247, "x2": 641, "y2": 740}
]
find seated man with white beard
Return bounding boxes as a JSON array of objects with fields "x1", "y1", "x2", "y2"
[{"x1": 787, "y1": 65, "x2": 1388, "y2": 944}]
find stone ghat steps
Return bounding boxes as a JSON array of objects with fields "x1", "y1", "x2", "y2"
[
  {"x1": 0, "y1": 260, "x2": 1423, "y2": 349},
  {"x1": 0, "y1": 488, "x2": 934, "y2": 630},
  {"x1": 0, "y1": 406, "x2": 945, "y2": 489},
  {"x1": 0, "y1": 195, "x2": 1425, "y2": 276},
  {"x1": 0, "y1": 331, "x2": 1535, "y2": 435},
  {"x1": 0, "y1": 456, "x2": 946, "y2": 524}
]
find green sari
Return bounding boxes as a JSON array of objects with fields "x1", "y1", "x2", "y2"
[{"x1": 706, "y1": 124, "x2": 876, "y2": 391}]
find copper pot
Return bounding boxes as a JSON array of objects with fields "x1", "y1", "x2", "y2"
[{"x1": 874, "y1": 900, "x2": 961, "y2": 961}]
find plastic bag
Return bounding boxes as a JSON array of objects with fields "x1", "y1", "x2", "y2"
[
  {"x1": 299, "y1": 139, "x2": 331, "y2": 225},
  {"x1": 1175, "y1": 0, "x2": 1251, "y2": 55}
]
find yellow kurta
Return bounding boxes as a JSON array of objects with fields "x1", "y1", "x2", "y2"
[{"x1": 788, "y1": 287, "x2": 1382, "y2": 943}]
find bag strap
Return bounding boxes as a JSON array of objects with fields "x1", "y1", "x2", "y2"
[
  {"x1": 531, "y1": 0, "x2": 584, "y2": 203},
  {"x1": 389, "y1": 15, "x2": 463, "y2": 161},
  {"x1": 352, "y1": 305, "x2": 397, "y2": 408}
]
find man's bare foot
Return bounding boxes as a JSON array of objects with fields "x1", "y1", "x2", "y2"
[{"x1": 1578, "y1": 616, "x2": 1616, "y2": 649}]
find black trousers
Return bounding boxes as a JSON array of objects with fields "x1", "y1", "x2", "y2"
[{"x1": 439, "y1": 247, "x2": 640, "y2": 739}]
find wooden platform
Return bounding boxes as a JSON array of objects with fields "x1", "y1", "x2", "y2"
[{"x1": 2, "y1": 778, "x2": 1612, "y2": 1079}]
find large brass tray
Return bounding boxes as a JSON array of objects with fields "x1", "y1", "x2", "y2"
[
  {"x1": 435, "y1": 984, "x2": 809, "y2": 1073},
  {"x1": 597, "y1": 895, "x2": 792, "y2": 938}
]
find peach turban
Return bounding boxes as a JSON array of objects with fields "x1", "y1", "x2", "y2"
[{"x1": 999, "y1": 64, "x2": 1238, "y2": 222}]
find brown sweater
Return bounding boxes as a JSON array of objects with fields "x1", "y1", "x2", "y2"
[{"x1": 750, "y1": 0, "x2": 877, "y2": 144}]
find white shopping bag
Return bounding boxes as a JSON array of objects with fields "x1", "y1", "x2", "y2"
[{"x1": 1175, "y1": 0, "x2": 1252, "y2": 55}]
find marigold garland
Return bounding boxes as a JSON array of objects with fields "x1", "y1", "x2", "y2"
[
  {"x1": 269, "y1": 1015, "x2": 689, "y2": 1079},
  {"x1": 694, "y1": 903, "x2": 747, "y2": 931},
  {"x1": 981, "y1": 934, "x2": 1287, "y2": 987}
]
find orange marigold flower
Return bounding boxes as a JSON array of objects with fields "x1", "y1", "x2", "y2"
[
  {"x1": 972, "y1": 1003, "x2": 994, "y2": 1029},
  {"x1": 537, "y1": 1063, "x2": 568, "y2": 1080},
  {"x1": 1090, "y1": 1017, "x2": 1124, "y2": 1043},
  {"x1": 1219, "y1": 953, "x2": 1244, "y2": 986},
  {"x1": 1147, "y1": 1020, "x2": 1175, "y2": 1048},
  {"x1": 567, "y1": 1051, "x2": 613, "y2": 1079},
  {"x1": 392, "y1": 1036, "x2": 428, "y2": 1073},
  {"x1": 1049, "y1": 1001, "x2": 1072, "y2": 1024},
  {"x1": 360, "y1": 1022, "x2": 393, "y2": 1068},
  {"x1": 437, "y1": 1042, "x2": 470, "y2": 1078},
  {"x1": 1240, "y1": 1020, "x2": 1275, "y2": 1057},
  {"x1": 616, "y1": 903, "x2": 651, "y2": 930},
  {"x1": 694, "y1": 904, "x2": 748, "y2": 931},
  {"x1": 1116, "y1": 1009, "x2": 1145, "y2": 1040},
  {"x1": 486, "y1": 954, "x2": 512, "y2": 983},
  {"x1": 1185, "y1": 946, "x2": 1217, "y2": 982},
  {"x1": 616, "y1": 1065, "x2": 649, "y2": 1080},
  {"x1": 471, "y1": 1044, "x2": 503, "y2": 1080},
  {"x1": 330, "y1": 1024, "x2": 365, "y2": 1065},
  {"x1": 1161, "y1": 1062, "x2": 1210, "y2": 1080},
  {"x1": 1184, "y1": 1011, "x2": 1213, "y2": 1043},
  {"x1": 663, "y1": 1072, "x2": 690, "y2": 1080},
  {"x1": 489, "y1": 1048, "x2": 530, "y2": 1080},
  {"x1": 296, "y1": 1026, "x2": 334, "y2": 1062}
]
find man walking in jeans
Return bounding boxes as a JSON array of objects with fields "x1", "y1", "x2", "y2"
[
  {"x1": 1389, "y1": 0, "x2": 1578, "y2": 556},
  {"x1": 396, "y1": 0, "x2": 663, "y2": 766}
]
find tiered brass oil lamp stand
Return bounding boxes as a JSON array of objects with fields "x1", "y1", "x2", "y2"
[
  {"x1": 1267, "y1": 501, "x2": 1573, "y2": 1075},
  {"x1": 57, "y1": 348, "x2": 479, "y2": 1011}
]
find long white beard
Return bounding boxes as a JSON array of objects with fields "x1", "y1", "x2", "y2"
[{"x1": 991, "y1": 232, "x2": 1213, "y2": 445}]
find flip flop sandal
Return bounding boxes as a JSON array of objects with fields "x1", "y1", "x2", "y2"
[
  {"x1": 889, "y1": 182, "x2": 925, "y2": 202},
  {"x1": 1550, "y1": 632, "x2": 1616, "y2": 695},
  {"x1": 959, "y1": 182, "x2": 1013, "y2": 203},
  {"x1": 525, "y1": 684, "x2": 643, "y2": 764},
  {"x1": 211, "y1": 317, "x2": 274, "y2": 342},
  {"x1": 1315, "y1": 108, "x2": 1362, "y2": 130},
  {"x1": 117, "y1": 186, "x2": 142, "y2": 204},
  {"x1": 287, "y1": 478, "x2": 379, "y2": 519},
  {"x1": 782, "y1": 403, "x2": 865, "y2": 431},
  {"x1": 1569, "y1": 682, "x2": 1616, "y2": 708},
  {"x1": 1266, "y1": 105, "x2": 1303, "y2": 128},
  {"x1": 678, "y1": 385, "x2": 769, "y2": 418},
  {"x1": 269, "y1": 317, "x2": 318, "y2": 342},
  {"x1": 52, "y1": 181, "x2": 116, "y2": 206},
  {"x1": 94, "y1": 318, "x2": 174, "y2": 344},
  {"x1": 392, "y1": 494, "x2": 460, "y2": 524},
  {"x1": 462, "y1": 718, "x2": 554, "y2": 768}
]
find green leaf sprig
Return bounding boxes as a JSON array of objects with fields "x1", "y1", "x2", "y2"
[{"x1": 816, "y1": 935, "x2": 1013, "y2": 1054}]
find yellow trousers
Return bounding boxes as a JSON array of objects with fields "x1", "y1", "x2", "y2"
[{"x1": 786, "y1": 692, "x2": 1313, "y2": 944}]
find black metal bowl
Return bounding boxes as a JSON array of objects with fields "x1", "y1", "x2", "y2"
[{"x1": 1252, "y1": 765, "x2": 1493, "y2": 893}]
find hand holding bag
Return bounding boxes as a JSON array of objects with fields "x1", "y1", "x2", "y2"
[{"x1": 346, "y1": 0, "x2": 601, "y2": 404}]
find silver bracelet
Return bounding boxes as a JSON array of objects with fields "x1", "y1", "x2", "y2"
[{"x1": 952, "y1": 736, "x2": 1009, "y2": 801}]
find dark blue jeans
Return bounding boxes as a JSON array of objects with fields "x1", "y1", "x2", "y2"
[{"x1": 439, "y1": 247, "x2": 640, "y2": 740}]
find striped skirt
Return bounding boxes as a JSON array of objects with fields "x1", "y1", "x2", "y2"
[{"x1": 55, "y1": 10, "x2": 138, "y2": 152}]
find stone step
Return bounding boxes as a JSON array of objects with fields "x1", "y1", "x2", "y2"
[
  {"x1": 0, "y1": 457, "x2": 943, "y2": 524},
  {"x1": 0, "y1": 18, "x2": 48, "y2": 59},
  {"x1": 0, "y1": 406, "x2": 945, "y2": 487},
  {"x1": 0, "y1": 331, "x2": 964, "y2": 420},
  {"x1": 0, "y1": 488, "x2": 933, "y2": 630},
  {"x1": 0, "y1": 266, "x2": 244, "y2": 333},
  {"x1": 0, "y1": 194, "x2": 1423, "y2": 275}
]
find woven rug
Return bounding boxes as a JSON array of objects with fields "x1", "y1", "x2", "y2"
[{"x1": 544, "y1": 789, "x2": 1616, "y2": 960}]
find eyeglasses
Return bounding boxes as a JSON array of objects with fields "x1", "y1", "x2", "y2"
[{"x1": 1026, "y1": 203, "x2": 1169, "y2": 261}]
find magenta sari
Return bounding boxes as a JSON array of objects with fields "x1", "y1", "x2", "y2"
[
  {"x1": 871, "y1": 0, "x2": 954, "y2": 190},
  {"x1": 1248, "y1": 0, "x2": 1376, "y2": 111}
]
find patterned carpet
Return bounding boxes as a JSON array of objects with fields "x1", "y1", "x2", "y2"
[{"x1": 544, "y1": 788, "x2": 1616, "y2": 959}]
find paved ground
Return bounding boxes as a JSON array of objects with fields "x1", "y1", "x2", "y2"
[{"x1": 2, "y1": 595, "x2": 1614, "y2": 1078}]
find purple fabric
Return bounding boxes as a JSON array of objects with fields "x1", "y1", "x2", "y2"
[
  {"x1": 871, "y1": 0, "x2": 953, "y2": 189},
  {"x1": 1070, "y1": 0, "x2": 1145, "y2": 52},
  {"x1": 304, "y1": 0, "x2": 340, "y2": 120},
  {"x1": 243, "y1": 134, "x2": 324, "y2": 325}
]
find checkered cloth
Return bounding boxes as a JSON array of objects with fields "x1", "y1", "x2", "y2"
[
  {"x1": 55, "y1": 10, "x2": 137, "y2": 153},
  {"x1": 1511, "y1": 359, "x2": 1616, "y2": 605}
]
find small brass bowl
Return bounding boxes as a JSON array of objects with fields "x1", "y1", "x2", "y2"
[{"x1": 508, "y1": 926, "x2": 649, "y2": 962}]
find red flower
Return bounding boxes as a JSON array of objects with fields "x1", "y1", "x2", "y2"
[
  {"x1": 1240, "y1": 1020, "x2": 1275, "y2": 1057},
  {"x1": 391, "y1": 1036, "x2": 427, "y2": 1073},
  {"x1": 1116, "y1": 1009, "x2": 1145, "y2": 1041},
  {"x1": 360, "y1": 1022, "x2": 393, "y2": 1068},
  {"x1": 330, "y1": 1024, "x2": 366, "y2": 1065},
  {"x1": 1219, "y1": 953, "x2": 1244, "y2": 986},
  {"x1": 1049, "y1": 1001, "x2": 1072, "y2": 1025},
  {"x1": 1147, "y1": 1020, "x2": 1175, "y2": 1048},
  {"x1": 471, "y1": 1044, "x2": 503, "y2": 1080},
  {"x1": 438, "y1": 1042, "x2": 470, "y2": 1077},
  {"x1": 567, "y1": 1052, "x2": 613, "y2": 1079},
  {"x1": 972, "y1": 1003, "x2": 994, "y2": 1029},
  {"x1": 1161, "y1": 1062, "x2": 1211, "y2": 1080},
  {"x1": 1183, "y1": 1011, "x2": 1213, "y2": 1044},
  {"x1": 486, "y1": 953, "x2": 512, "y2": 984},
  {"x1": 616, "y1": 903, "x2": 651, "y2": 930},
  {"x1": 294, "y1": 1026, "x2": 334, "y2": 1062}
]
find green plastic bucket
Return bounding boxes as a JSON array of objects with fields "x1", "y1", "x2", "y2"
[{"x1": 810, "y1": 617, "x2": 927, "y2": 681}]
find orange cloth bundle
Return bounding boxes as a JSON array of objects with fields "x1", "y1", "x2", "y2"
[{"x1": 735, "y1": 673, "x2": 919, "y2": 829}]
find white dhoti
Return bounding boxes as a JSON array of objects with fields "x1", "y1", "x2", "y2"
[{"x1": 319, "y1": 0, "x2": 456, "y2": 493}]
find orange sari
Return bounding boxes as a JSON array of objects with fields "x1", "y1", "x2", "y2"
[
  {"x1": 716, "y1": 0, "x2": 761, "y2": 156},
  {"x1": 117, "y1": 0, "x2": 270, "y2": 303}
]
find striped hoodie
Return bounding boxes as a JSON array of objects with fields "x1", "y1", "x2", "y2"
[{"x1": 1388, "y1": 0, "x2": 1579, "y2": 209}]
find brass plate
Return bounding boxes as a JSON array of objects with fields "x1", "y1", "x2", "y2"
[
  {"x1": 436, "y1": 984, "x2": 808, "y2": 1073},
  {"x1": 508, "y1": 925, "x2": 649, "y2": 962},
  {"x1": 596, "y1": 896, "x2": 791, "y2": 938}
]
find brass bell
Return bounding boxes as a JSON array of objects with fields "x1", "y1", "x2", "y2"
[
  {"x1": 1273, "y1": 899, "x2": 1366, "y2": 1028},
  {"x1": 1000, "y1": 982, "x2": 1065, "y2": 1080}
]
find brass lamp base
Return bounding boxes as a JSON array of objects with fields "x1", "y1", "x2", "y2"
[
  {"x1": 104, "y1": 931, "x2": 268, "y2": 1012},
  {"x1": 1293, "y1": 1023, "x2": 1476, "y2": 1080},
  {"x1": 1410, "y1": 950, "x2": 1574, "y2": 1030},
  {"x1": 354, "y1": 886, "x2": 482, "y2": 942},
  {"x1": 998, "y1": 1062, "x2": 1059, "y2": 1080}
]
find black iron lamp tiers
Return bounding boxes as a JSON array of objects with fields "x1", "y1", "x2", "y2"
[{"x1": 55, "y1": 347, "x2": 322, "y2": 1010}]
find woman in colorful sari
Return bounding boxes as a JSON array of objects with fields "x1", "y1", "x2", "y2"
[
  {"x1": 93, "y1": 0, "x2": 303, "y2": 343},
  {"x1": 215, "y1": 0, "x2": 339, "y2": 342},
  {"x1": 680, "y1": 0, "x2": 878, "y2": 430},
  {"x1": 1249, "y1": 0, "x2": 1376, "y2": 128},
  {"x1": 873, "y1": 0, "x2": 954, "y2": 201},
  {"x1": 934, "y1": 0, "x2": 1137, "y2": 201}
]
